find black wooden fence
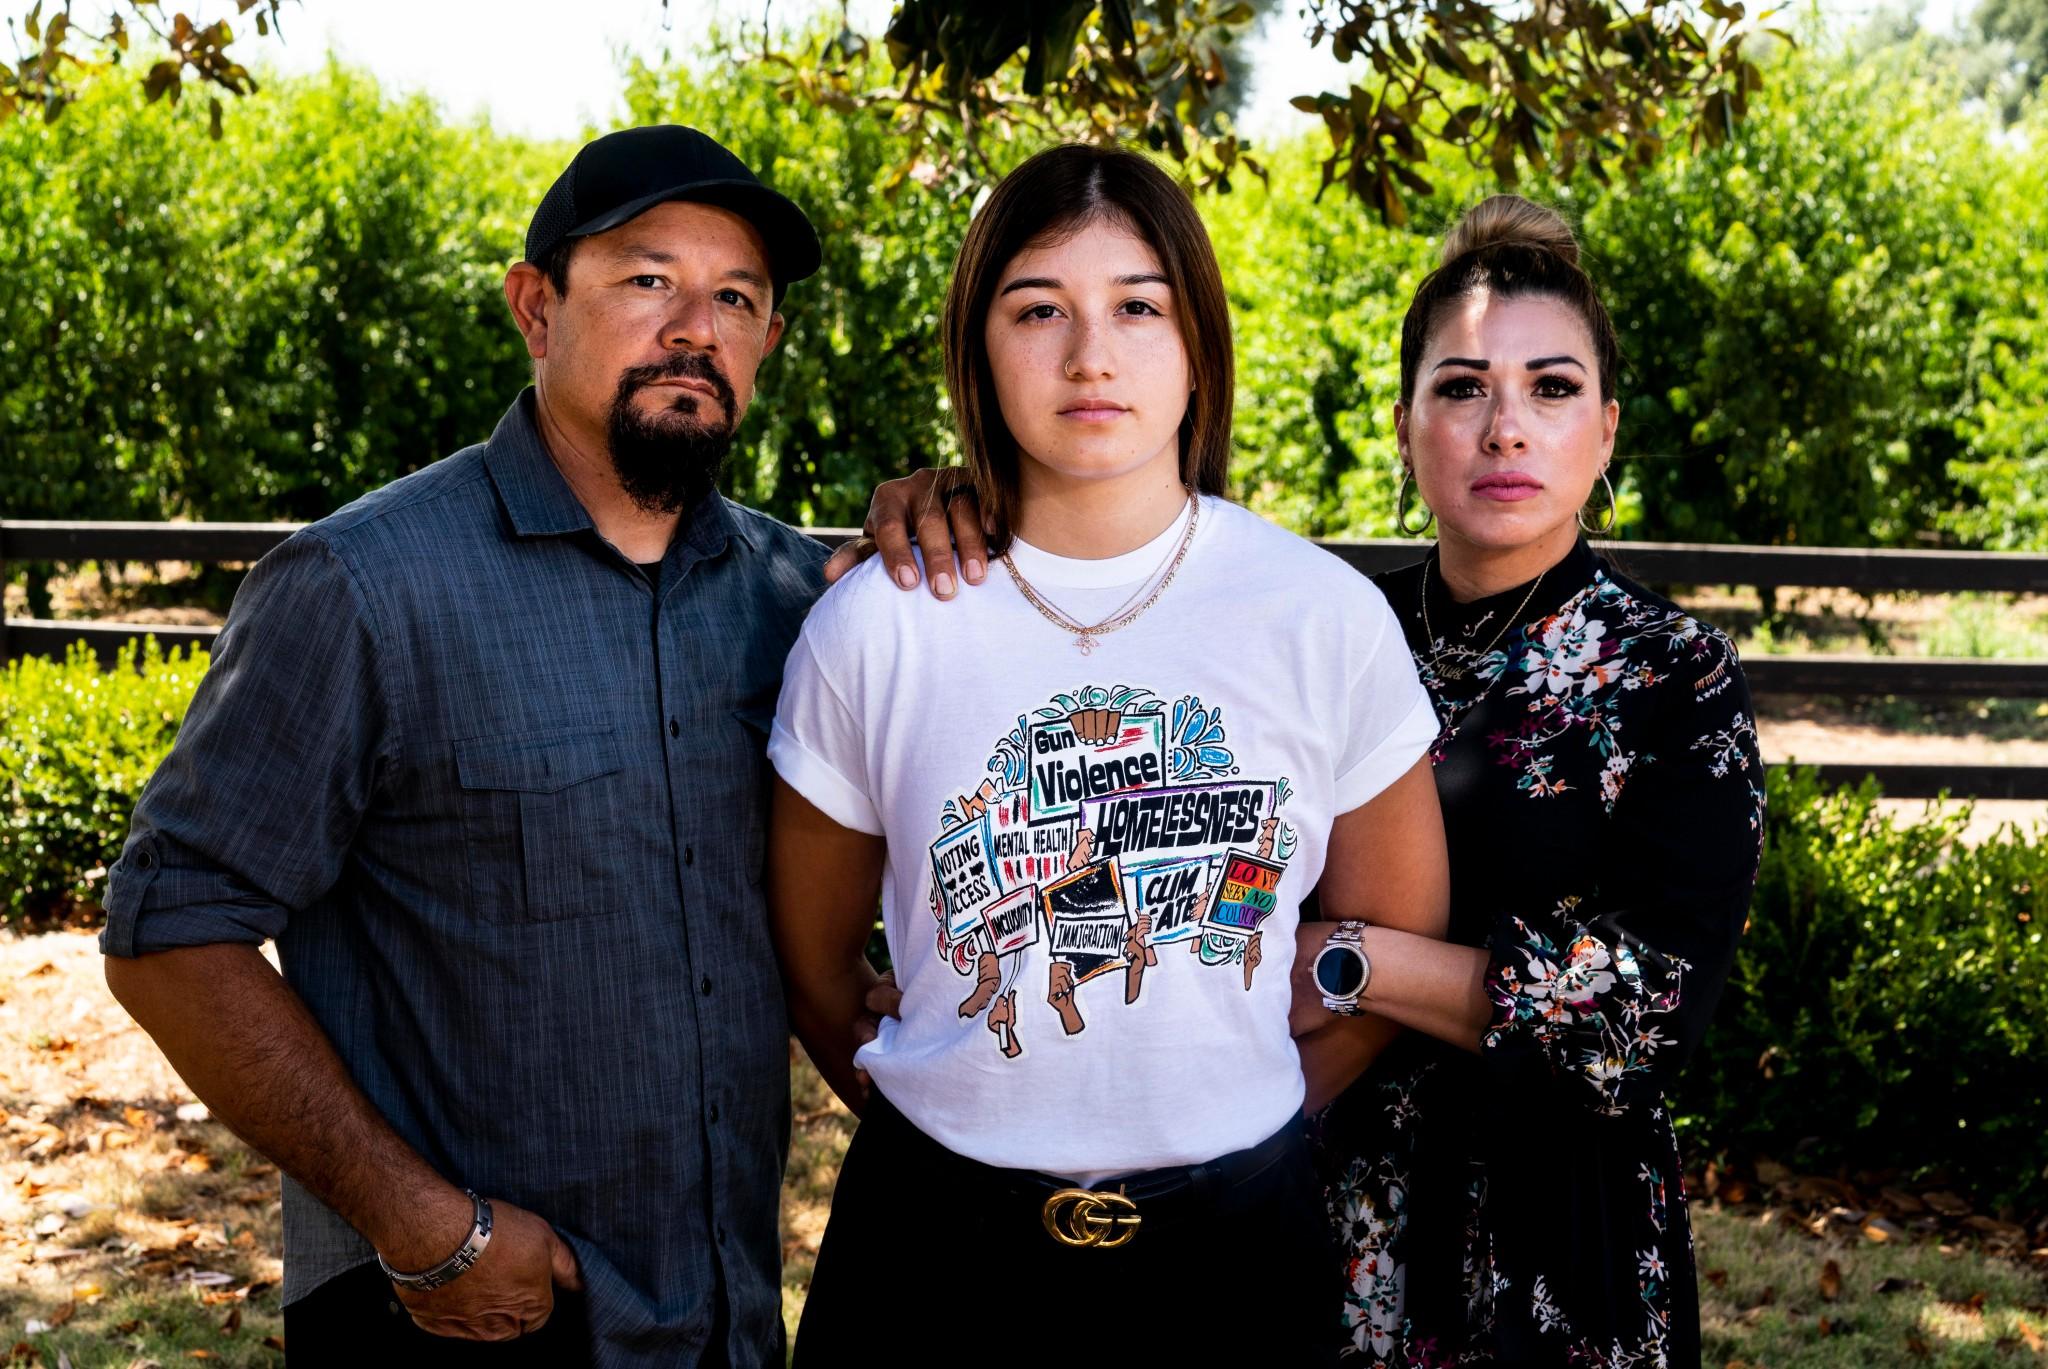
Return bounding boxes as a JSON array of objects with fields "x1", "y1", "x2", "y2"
[{"x1": 4, "y1": 520, "x2": 2045, "y2": 799}]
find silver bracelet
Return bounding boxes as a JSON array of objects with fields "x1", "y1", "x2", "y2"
[{"x1": 377, "y1": 1190, "x2": 493, "y2": 1292}]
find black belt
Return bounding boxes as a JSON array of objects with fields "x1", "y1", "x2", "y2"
[{"x1": 863, "y1": 1093, "x2": 1304, "y2": 1248}]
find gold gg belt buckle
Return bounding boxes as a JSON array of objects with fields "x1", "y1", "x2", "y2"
[{"x1": 1041, "y1": 1187, "x2": 1141, "y2": 1248}]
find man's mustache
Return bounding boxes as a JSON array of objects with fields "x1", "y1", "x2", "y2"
[{"x1": 616, "y1": 352, "x2": 737, "y2": 418}]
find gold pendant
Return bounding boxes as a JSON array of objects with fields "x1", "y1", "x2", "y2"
[{"x1": 1075, "y1": 633, "x2": 1097, "y2": 656}]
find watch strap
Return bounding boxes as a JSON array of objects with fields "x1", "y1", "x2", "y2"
[{"x1": 1316, "y1": 920, "x2": 1371, "y2": 1016}]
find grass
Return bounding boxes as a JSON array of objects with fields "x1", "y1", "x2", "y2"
[
  {"x1": 1697, "y1": 1204, "x2": 2048, "y2": 1366},
  {"x1": 1699, "y1": 588, "x2": 2048, "y2": 662}
]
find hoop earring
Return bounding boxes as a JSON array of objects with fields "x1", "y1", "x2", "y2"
[
  {"x1": 1579, "y1": 468, "x2": 1617, "y2": 536},
  {"x1": 1396, "y1": 468, "x2": 1435, "y2": 536}
]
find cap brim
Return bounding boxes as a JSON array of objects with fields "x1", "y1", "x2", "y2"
[{"x1": 567, "y1": 179, "x2": 822, "y2": 292}]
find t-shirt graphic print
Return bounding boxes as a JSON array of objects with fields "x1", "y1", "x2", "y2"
[
  {"x1": 769, "y1": 496, "x2": 1437, "y2": 1180},
  {"x1": 929, "y1": 682, "x2": 1298, "y2": 1061}
]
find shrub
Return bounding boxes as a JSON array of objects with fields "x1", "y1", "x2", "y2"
[
  {"x1": 0, "y1": 640, "x2": 206, "y2": 923},
  {"x1": 1676, "y1": 765, "x2": 2048, "y2": 1212}
]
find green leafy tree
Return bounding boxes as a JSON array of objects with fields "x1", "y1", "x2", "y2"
[
  {"x1": 0, "y1": 60, "x2": 549, "y2": 538},
  {"x1": 1575, "y1": 45, "x2": 2001, "y2": 546},
  {"x1": 2, "y1": 0, "x2": 286, "y2": 133},
  {"x1": 1944, "y1": 94, "x2": 2048, "y2": 549},
  {"x1": 751, "y1": 0, "x2": 1787, "y2": 221}
]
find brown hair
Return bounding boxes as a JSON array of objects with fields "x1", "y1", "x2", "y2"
[
  {"x1": 1398, "y1": 195, "x2": 1621, "y2": 405},
  {"x1": 942, "y1": 144, "x2": 1234, "y2": 551}
]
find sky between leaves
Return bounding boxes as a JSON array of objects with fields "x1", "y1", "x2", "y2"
[{"x1": 0, "y1": 0, "x2": 1977, "y2": 145}]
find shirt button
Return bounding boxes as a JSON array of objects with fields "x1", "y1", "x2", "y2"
[
  {"x1": 708, "y1": 1102, "x2": 721, "y2": 1124},
  {"x1": 700, "y1": 974, "x2": 714, "y2": 997},
  {"x1": 685, "y1": 846, "x2": 695, "y2": 867},
  {"x1": 668, "y1": 718, "x2": 680, "y2": 738},
  {"x1": 135, "y1": 849, "x2": 154, "y2": 870}
]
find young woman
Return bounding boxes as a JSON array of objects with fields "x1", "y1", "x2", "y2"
[
  {"x1": 767, "y1": 144, "x2": 1449, "y2": 1365},
  {"x1": 1289, "y1": 196, "x2": 1765, "y2": 1365}
]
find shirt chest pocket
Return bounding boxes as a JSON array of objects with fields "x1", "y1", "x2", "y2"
[{"x1": 456, "y1": 728, "x2": 630, "y2": 924}]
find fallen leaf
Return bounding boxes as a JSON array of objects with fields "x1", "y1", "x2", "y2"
[
  {"x1": 47, "y1": 1302, "x2": 75, "y2": 1327},
  {"x1": 231, "y1": 1230, "x2": 255, "y2": 1248},
  {"x1": 1906, "y1": 1333, "x2": 1932, "y2": 1358},
  {"x1": 188, "y1": 1354, "x2": 216, "y2": 1362},
  {"x1": 101, "y1": 1127, "x2": 136, "y2": 1150},
  {"x1": 1818, "y1": 1259, "x2": 1843, "y2": 1302},
  {"x1": 1922, "y1": 1190, "x2": 1971, "y2": 1218},
  {"x1": 113, "y1": 1320, "x2": 140, "y2": 1333},
  {"x1": 218, "y1": 1306, "x2": 241, "y2": 1335},
  {"x1": 1721, "y1": 1179, "x2": 1751, "y2": 1204},
  {"x1": 1818, "y1": 1315, "x2": 1833, "y2": 1336},
  {"x1": 261, "y1": 1338, "x2": 284, "y2": 1352},
  {"x1": 1757, "y1": 1286, "x2": 1776, "y2": 1306},
  {"x1": 1875, "y1": 1274, "x2": 1926, "y2": 1294},
  {"x1": 180, "y1": 1153, "x2": 213, "y2": 1174},
  {"x1": 23, "y1": 962, "x2": 57, "y2": 978},
  {"x1": 2017, "y1": 1318, "x2": 2044, "y2": 1352},
  {"x1": 70, "y1": 1282, "x2": 100, "y2": 1300},
  {"x1": 122, "y1": 1106, "x2": 149, "y2": 1130},
  {"x1": 1878, "y1": 1186, "x2": 1926, "y2": 1215},
  {"x1": 1704, "y1": 1268, "x2": 1728, "y2": 1288},
  {"x1": 1862, "y1": 1216, "x2": 1904, "y2": 1243}
]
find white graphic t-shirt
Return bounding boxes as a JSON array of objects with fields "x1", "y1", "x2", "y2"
[{"x1": 769, "y1": 496, "x2": 1436, "y2": 1181}]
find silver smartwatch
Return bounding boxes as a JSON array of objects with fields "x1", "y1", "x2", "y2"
[
  {"x1": 377, "y1": 1190, "x2": 493, "y2": 1292},
  {"x1": 1312, "y1": 921, "x2": 1371, "y2": 1016}
]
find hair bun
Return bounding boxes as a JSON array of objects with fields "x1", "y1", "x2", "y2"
[{"x1": 1441, "y1": 194, "x2": 1580, "y2": 269}]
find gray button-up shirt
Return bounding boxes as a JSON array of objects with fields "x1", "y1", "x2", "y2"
[{"x1": 100, "y1": 391, "x2": 824, "y2": 1367}]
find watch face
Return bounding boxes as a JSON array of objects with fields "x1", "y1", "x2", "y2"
[{"x1": 1315, "y1": 945, "x2": 1366, "y2": 998}]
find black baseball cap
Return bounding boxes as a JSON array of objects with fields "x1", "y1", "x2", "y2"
[{"x1": 524, "y1": 125, "x2": 821, "y2": 305}]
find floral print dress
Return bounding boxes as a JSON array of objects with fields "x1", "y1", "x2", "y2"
[{"x1": 1313, "y1": 539, "x2": 1765, "y2": 1367}]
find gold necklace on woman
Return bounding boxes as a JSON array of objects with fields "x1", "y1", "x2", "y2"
[
  {"x1": 1002, "y1": 492, "x2": 1200, "y2": 656},
  {"x1": 1420, "y1": 553, "x2": 1545, "y2": 682}
]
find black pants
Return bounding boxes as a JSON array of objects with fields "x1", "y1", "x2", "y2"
[
  {"x1": 282, "y1": 1260, "x2": 593, "y2": 1366},
  {"x1": 794, "y1": 1095, "x2": 1342, "y2": 1368}
]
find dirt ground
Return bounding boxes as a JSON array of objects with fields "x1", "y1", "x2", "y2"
[{"x1": 0, "y1": 926, "x2": 286, "y2": 1358}]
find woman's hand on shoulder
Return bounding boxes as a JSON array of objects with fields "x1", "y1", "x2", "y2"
[{"x1": 823, "y1": 467, "x2": 990, "y2": 601}]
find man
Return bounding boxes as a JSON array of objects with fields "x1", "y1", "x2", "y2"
[{"x1": 101, "y1": 125, "x2": 827, "y2": 1366}]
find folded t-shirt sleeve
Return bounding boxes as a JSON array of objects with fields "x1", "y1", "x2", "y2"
[
  {"x1": 769, "y1": 625, "x2": 883, "y2": 836},
  {"x1": 1333, "y1": 585, "x2": 1439, "y2": 813}
]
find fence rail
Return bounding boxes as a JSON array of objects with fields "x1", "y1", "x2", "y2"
[{"x1": 5, "y1": 520, "x2": 2044, "y2": 800}]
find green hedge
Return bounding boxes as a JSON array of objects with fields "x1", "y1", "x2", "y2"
[
  {"x1": 6, "y1": 653, "x2": 2044, "y2": 1210},
  {"x1": 6, "y1": 39, "x2": 2048, "y2": 549},
  {"x1": 0, "y1": 640, "x2": 205, "y2": 921},
  {"x1": 1676, "y1": 766, "x2": 2048, "y2": 1213}
]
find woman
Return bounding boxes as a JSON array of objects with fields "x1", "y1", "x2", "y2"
[
  {"x1": 1288, "y1": 196, "x2": 1765, "y2": 1365},
  {"x1": 767, "y1": 144, "x2": 1449, "y2": 1366}
]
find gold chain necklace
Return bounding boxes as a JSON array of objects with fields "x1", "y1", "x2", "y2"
[
  {"x1": 1420, "y1": 554, "x2": 1545, "y2": 682},
  {"x1": 1003, "y1": 493, "x2": 1200, "y2": 656}
]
